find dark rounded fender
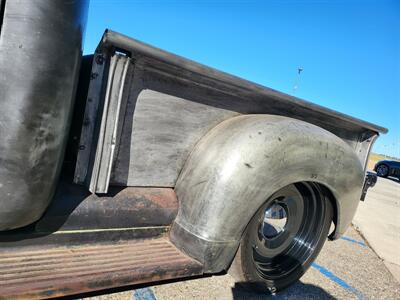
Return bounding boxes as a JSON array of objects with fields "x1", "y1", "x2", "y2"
[
  {"x1": 0, "y1": 1, "x2": 88, "y2": 230},
  {"x1": 171, "y1": 115, "x2": 364, "y2": 272}
]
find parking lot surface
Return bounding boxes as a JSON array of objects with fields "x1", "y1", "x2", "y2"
[
  {"x1": 353, "y1": 176, "x2": 400, "y2": 282},
  {"x1": 84, "y1": 177, "x2": 400, "y2": 300}
]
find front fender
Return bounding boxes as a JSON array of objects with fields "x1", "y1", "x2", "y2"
[
  {"x1": 0, "y1": 0, "x2": 88, "y2": 230},
  {"x1": 171, "y1": 115, "x2": 364, "y2": 272}
]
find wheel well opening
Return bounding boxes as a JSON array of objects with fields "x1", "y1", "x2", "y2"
[
  {"x1": 317, "y1": 183, "x2": 338, "y2": 240},
  {"x1": 230, "y1": 181, "x2": 337, "y2": 287},
  {"x1": 241, "y1": 181, "x2": 339, "y2": 242}
]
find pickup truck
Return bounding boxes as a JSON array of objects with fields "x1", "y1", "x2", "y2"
[{"x1": 0, "y1": 1, "x2": 387, "y2": 299}]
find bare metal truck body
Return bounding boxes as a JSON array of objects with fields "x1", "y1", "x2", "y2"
[{"x1": 0, "y1": 1, "x2": 386, "y2": 298}]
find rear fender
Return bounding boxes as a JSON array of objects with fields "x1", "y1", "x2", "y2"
[{"x1": 171, "y1": 115, "x2": 364, "y2": 272}]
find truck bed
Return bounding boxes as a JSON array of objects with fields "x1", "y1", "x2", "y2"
[{"x1": 75, "y1": 30, "x2": 386, "y2": 193}]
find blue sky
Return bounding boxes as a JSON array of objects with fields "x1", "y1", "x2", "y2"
[{"x1": 85, "y1": 0, "x2": 399, "y2": 157}]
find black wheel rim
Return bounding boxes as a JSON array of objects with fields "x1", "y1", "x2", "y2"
[
  {"x1": 251, "y1": 182, "x2": 327, "y2": 280},
  {"x1": 376, "y1": 165, "x2": 388, "y2": 176}
]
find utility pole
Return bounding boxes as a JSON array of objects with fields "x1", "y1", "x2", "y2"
[{"x1": 293, "y1": 67, "x2": 303, "y2": 93}]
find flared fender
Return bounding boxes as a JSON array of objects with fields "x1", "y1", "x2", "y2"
[{"x1": 171, "y1": 115, "x2": 364, "y2": 272}]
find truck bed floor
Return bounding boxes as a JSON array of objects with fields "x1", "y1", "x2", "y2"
[{"x1": 0, "y1": 237, "x2": 203, "y2": 299}]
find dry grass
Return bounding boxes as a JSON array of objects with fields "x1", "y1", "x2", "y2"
[
  {"x1": 367, "y1": 153, "x2": 393, "y2": 171},
  {"x1": 367, "y1": 153, "x2": 384, "y2": 170}
]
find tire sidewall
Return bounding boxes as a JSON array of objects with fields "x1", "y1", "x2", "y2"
[
  {"x1": 238, "y1": 193, "x2": 333, "y2": 292},
  {"x1": 376, "y1": 164, "x2": 389, "y2": 177}
]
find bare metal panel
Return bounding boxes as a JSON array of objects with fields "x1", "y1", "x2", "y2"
[
  {"x1": 86, "y1": 62, "x2": 377, "y2": 189},
  {"x1": 171, "y1": 115, "x2": 365, "y2": 272},
  {"x1": 112, "y1": 89, "x2": 238, "y2": 187},
  {"x1": 76, "y1": 30, "x2": 383, "y2": 191}
]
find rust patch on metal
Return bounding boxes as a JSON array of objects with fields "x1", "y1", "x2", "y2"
[
  {"x1": 0, "y1": 237, "x2": 203, "y2": 299},
  {"x1": 117, "y1": 187, "x2": 178, "y2": 209},
  {"x1": 35, "y1": 187, "x2": 179, "y2": 232}
]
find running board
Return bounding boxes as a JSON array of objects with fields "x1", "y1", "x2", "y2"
[{"x1": 0, "y1": 237, "x2": 203, "y2": 299}]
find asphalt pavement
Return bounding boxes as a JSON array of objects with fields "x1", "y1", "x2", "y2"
[{"x1": 84, "y1": 177, "x2": 400, "y2": 300}]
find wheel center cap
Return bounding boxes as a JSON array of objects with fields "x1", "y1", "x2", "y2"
[{"x1": 262, "y1": 202, "x2": 288, "y2": 239}]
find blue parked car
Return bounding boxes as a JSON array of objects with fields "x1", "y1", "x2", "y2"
[{"x1": 374, "y1": 160, "x2": 400, "y2": 179}]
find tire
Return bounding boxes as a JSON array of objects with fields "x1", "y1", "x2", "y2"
[
  {"x1": 229, "y1": 182, "x2": 333, "y2": 293},
  {"x1": 376, "y1": 164, "x2": 389, "y2": 177}
]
